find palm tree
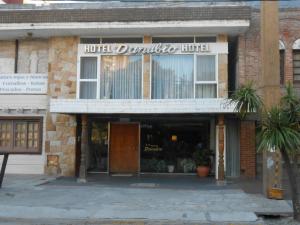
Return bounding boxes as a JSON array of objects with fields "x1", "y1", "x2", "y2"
[
  {"x1": 230, "y1": 81, "x2": 263, "y2": 119},
  {"x1": 231, "y1": 82, "x2": 300, "y2": 221}
]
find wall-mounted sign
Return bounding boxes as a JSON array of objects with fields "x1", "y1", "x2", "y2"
[
  {"x1": 79, "y1": 43, "x2": 228, "y2": 55},
  {"x1": 84, "y1": 43, "x2": 209, "y2": 55},
  {"x1": 0, "y1": 73, "x2": 47, "y2": 94}
]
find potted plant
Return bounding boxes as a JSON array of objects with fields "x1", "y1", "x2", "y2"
[
  {"x1": 164, "y1": 140, "x2": 176, "y2": 173},
  {"x1": 193, "y1": 149, "x2": 212, "y2": 177},
  {"x1": 155, "y1": 160, "x2": 167, "y2": 173},
  {"x1": 167, "y1": 164, "x2": 175, "y2": 173},
  {"x1": 180, "y1": 158, "x2": 196, "y2": 173}
]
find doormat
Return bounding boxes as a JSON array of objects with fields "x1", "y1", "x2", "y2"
[
  {"x1": 111, "y1": 174, "x2": 134, "y2": 177},
  {"x1": 130, "y1": 183, "x2": 159, "y2": 188}
]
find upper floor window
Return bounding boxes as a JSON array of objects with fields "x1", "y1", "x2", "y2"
[
  {"x1": 152, "y1": 37, "x2": 194, "y2": 43},
  {"x1": 293, "y1": 39, "x2": 300, "y2": 82},
  {"x1": 152, "y1": 55, "x2": 194, "y2": 99},
  {"x1": 102, "y1": 37, "x2": 143, "y2": 43},
  {"x1": 151, "y1": 54, "x2": 217, "y2": 99},
  {"x1": 79, "y1": 57, "x2": 97, "y2": 99},
  {"x1": 195, "y1": 55, "x2": 216, "y2": 98},
  {"x1": 79, "y1": 37, "x2": 219, "y2": 99},
  {"x1": 195, "y1": 36, "x2": 217, "y2": 43},
  {"x1": 152, "y1": 36, "x2": 216, "y2": 43},
  {"x1": 79, "y1": 56, "x2": 142, "y2": 99},
  {"x1": 293, "y1": 50, "x2": 300, "y2": 82},
  {"x1": 100, "y1": 55, "x2": 142, "y2": 99},
  {"x1": 80, "y1": 37, "x2": 143, "y2": 44},
  {"x1": 279, "y1": 40, "x2": 285, "y2": 85},
  {"x1": 80, "y1": 38, "x2": 100, "y2": 44}
]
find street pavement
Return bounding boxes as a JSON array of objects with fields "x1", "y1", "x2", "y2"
[{"x1": 0, "y1": 175, "x2": 294, "y2": 225}]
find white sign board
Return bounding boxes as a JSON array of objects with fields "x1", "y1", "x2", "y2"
[
  {"x1": 79, "y1": 43, "x2": 228, "y2": 56},
  {"x1": 0, "y1": 73, "x2": 48, "y2": 94}
]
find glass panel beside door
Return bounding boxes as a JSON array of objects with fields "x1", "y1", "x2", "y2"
[{"x1": 87, "y1": 121, "x2": 108, "y2": 173}]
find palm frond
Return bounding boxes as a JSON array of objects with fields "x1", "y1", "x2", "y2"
[
  {"x1": 230, "y1": 81, "x2": 263, "y2": 119},
  {"x1": 257, "y1": 107, "x2": 300, "y2": 154},
  {"x1": 281, "y1": 82, "x2": 299, "y2": 107},
  {"x1": 281, "y1": 82, "x2": 300, "y2": 123}
]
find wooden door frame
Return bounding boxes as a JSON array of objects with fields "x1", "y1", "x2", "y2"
[{"x1": 108, "y1": 122, "x2": 140, "y2": 174}]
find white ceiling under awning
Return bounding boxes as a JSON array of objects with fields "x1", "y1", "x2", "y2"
[
  {"x1": 50, "y1": 98, "x2": 237, "y2": 114},
  {"x1": 0, "y1": 20, "x2": 250, "y2": 40}
]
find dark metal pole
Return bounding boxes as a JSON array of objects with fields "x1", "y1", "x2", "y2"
[
  {"x1": 0, "y1": 154, "x2": 9, "y2": 188},
  {"x1": 14, "y1": 40, "x2": 19, "y2": 73}
]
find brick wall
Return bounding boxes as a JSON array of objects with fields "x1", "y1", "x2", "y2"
[
  {"x1": 238, "y1": 9, "x2": 300, "y2": 91},
  {"x1": 237, "y1": 8, "x2": 300, "y2": 178},
  {"x1": 240, "y1": 121, "x2": 256, "y2": 178}
]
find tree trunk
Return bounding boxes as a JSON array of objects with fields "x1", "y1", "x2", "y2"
[{"x1": 280, "y1": 148, "x2": 300, "y2": 221}]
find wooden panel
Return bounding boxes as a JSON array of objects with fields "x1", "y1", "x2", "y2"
[{"x1": 109, "y1": 123, "x2": 139, "y2": 173}]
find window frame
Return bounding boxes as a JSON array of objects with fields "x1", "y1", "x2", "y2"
[
  {"x1": 77, "y1": 36, "x2": 220, "y2": 99},
  {"x1": 293, "y1": 50, "x2": 300, "y2": 83},
  {"x1": 78, "y1": 56, "x2": 99, "y2": 99},
  {"x1": 151, "y1": 36, "x2": 217, "y2": 43},
  {"x1": 150, "y1": 53, "x2": 218, "y2": 99},
  {"x1": 194, "y1": 54, "x2": 218, "y2": 98},
  {"x1": 77, "y1": 54, "x2": 144, "y2": 100},
  {"x1": 0, "y1": 117, "x2": 43, "y2": 154},
  {"x1": 280, "y1": 49, "x2": 285, "y2": 85},
  {"x1": 0, "y1": 120, "x2": 13, "y2": 150},
  {"x1": 150, "y1": 54, "x2": 195, "y2": 99},
  {"x1": 99, "y1": 54, "x2": 144, "y2": 100}
]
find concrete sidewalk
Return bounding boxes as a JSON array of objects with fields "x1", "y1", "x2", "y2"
[{"x1": 0, "y1": 175, "x2": 294, "y2": 224}]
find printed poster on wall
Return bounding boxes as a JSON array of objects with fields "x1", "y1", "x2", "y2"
[{"x1": 0, "y1": 73, "x2": 48, "y2": 94}]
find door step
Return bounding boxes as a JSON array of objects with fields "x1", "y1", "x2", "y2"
[
  {"x1": 111, "y1": 174, "x2": 134, "y2": 177},
  {"x1": 130, "y1": 183, "x2": 159, "y2": 188}
]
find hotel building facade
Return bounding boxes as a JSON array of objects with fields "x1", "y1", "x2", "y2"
[{"x1": 0, "y1": 2, "x2": 299, "y2": 179}]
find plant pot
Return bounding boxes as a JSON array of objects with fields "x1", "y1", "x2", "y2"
[
  {"x1": 267, "y1": 187, "x2": 283, "y2": 200},
  {"x1": 167, "y1": 165, "x2": 175, "y2": 173},
  {"x1": 196, "y1": 166, "x2": 210, "y2": 177}
]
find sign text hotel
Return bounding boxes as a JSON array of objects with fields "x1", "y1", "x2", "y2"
[{"x1": 84, "y1": 43, "x2": 210, "y2": 55}]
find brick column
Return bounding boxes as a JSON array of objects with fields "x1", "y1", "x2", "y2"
[
  {"x1": 217, "y1": 115, "x2": 225, "y2": 180},
  {"x1": 284, "y1": 48, "x2": 294, "y2": 83},
  {"x1": 240, "y1": 121, "x2": 256, "y2": 178},
  {"x1": 77, "y1": 114, "x2": 88, "y2": 183}
]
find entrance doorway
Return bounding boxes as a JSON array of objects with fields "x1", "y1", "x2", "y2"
[{"x1": 109, "y1": 123, "x2": 139, "y2": 174}]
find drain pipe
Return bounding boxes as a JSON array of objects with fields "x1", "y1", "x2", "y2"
[{"x1": 14, "y1": 39, "x2": 19, "y2": 73}]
